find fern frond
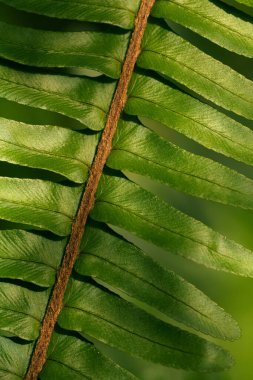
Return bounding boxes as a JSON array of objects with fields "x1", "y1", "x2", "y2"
[
  {"x1": 152, "y1": 0, "x2": 253, "y2": 56},
  {"x1": 0, "y1": 0, "x2": 252, "y2": 378}
]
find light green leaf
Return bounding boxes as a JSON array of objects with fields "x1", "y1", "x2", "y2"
[
  {"x1": 0, "y1": 336, "x2": 32, "y2": 379},
  {"x1": 126, "y1": 73, "x2": 253, "y2": 164},
  {"x1": 108, "y1": 120, "x2": 253, "y2": 209},
  {"x1": 152, "y1": 0, "x2": 253, "y2": 57},
  {"x1": 0, "y1": 0, "x2": 251, "y2": 375},
  {"x1": 0, "y1": 118, "x2": 98, "y2": 183},
  {"x1": 0, "y1": 0, "x2": 140, "y2": 29},
  {"x1": 59, "y1": 279, "x2": 233, "y2": 372},
  {"x1": 0, "y1": 177, "x2": 81, "y2": 236},
  {"x1": 0, "y1": 230, "x2": 65, "y2": 286},
  {"x1": 0, "y1": 283, "x2": 49, "y2": 340},
  {"x1": 91, "y1": 175, "x2": 253, "y2": 277},
  {"x1": 138, "y1": 22, "x2": 253, "y2": 120},
  {"x1": 0, "y1": 22, "x2": 129, "y2": 78},
  {"x1": 0, "y1": 64, "x2": 116, "y2": 130}
]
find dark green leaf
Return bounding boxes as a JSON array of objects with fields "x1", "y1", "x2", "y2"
[
  {"x1": 0, "y1": 22, "x2": 129, "y2": 78},
  {"x1": 59, "y1": 279, "x2": 233, "y2": 372},
  {"x1": 77, "y1": 224, "x2": 240, "y2": 340},
  {"x1": 41, "y1": 332, "x2": 137, "y2": 380},
  {"x1": 0, "y1": 0, "x2": 140, "y2": 29},
  {"x1": 219, "y1": 0, "x2": 253, "y2": 15}
]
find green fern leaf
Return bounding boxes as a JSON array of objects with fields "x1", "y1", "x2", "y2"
[{"x1": 0, "y1": 0, "x2": 252, "y2": 378}]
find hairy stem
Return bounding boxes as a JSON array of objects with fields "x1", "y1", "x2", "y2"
[{"x1": 24, "y1": 0, "x2": 155, "y2": 378}]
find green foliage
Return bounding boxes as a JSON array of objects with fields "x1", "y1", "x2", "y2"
[
  {"x1": 125, "y1": 73, "x2": 253, "y2": 165},
  {"x1": 152, "y1": 0, "x2": 253, "y2": 56},
  {"x1": 0, "y1": 20, "x2": 130, "y2": 78},
  {"x1": 0, "y1": 0, "x2": 252, "y2": 378}
]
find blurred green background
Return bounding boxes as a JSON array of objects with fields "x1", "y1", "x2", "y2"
[{"x1": 0, "y1": 2, "x2": 252, "y2": 379}]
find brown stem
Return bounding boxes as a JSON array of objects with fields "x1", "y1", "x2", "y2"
[{"x1": 24, "y1": 0, "x2": 155, "y2": 378}]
